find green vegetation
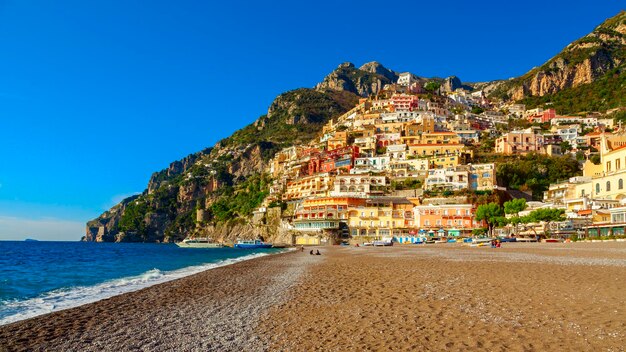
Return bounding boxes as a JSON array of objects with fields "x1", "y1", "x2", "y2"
[
  {"x1": 471, "y1": 106, "x2": 484, "y2": 114},
  {"x1": 118, "y1": 199, "x2": 149, "y2": 235},
  {"x1": 475, "y1": 202, "x2": 504, "y2": 236},
  {"x1": 504, "y1": 198, "x2": 527, "y2": 217},
  {"x1": 209, "y1": 173, "x2": 270, "y2": 222},
  {"x1": 489, "y1": 12, "x2": 626, "y2": 114},
  {"x1": 519, "y1": 68, "x2": 626, "y2": 114},
  {"x1": 424, "y1": 81, "x2": 441, "y2": 93},
  {"x1": 222, "y1": 88, "x2": 358, "y2": 155},
  {"x1": 390, "y1": 178, "x2": 422, "y2": 190},
  {"x1": 495, "y1": 153, "x2": 581, "y2": 199},
  {"x1": 506, "y1": 208, "x2": 566, "y2": 237}
]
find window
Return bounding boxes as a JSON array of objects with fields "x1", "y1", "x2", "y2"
[
  {"x1": 607, "y1": 161, "x2": 612, "y2": 172},
  {"x1": 620, "y1": 179, "x2": 624, "y2": 190},
  {"x1": 596, "y1": 183, "x2": 600, "y2": 194},
  {"x1": 607, "y1": 181, "x2": 611, "y2": 192},
  {"x1": 424, "y1": 220, "x2": 430, "y2": 226}
]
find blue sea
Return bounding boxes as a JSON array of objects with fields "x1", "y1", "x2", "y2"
[{"x1": 0, "y1": 241, "x2": 283, "y2": 325}]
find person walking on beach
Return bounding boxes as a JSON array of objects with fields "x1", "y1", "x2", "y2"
[{"x1": 300, "y1": 245, "x2": 304, "y2": 252}]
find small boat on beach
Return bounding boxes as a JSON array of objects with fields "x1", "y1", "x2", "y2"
[
  {"x1": 373, "y1": 237, "x2": 393, "y2": 246},
  {"x1": 234, "y1": 239, "x2": 273, "y2": 249},
  {"x1": 176, "y1": 238, "x2": 223, "y2": 248}
]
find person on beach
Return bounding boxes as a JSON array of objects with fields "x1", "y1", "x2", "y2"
[
  {"x1": 300, "y1": 245, "x2": 304, "y2": 252},
  {"x1": 310, "y1": 250, "x2": 314, "y2": 255},
  {"x1": 315, "y1": 250, "x2": 321, "y2": 255}
]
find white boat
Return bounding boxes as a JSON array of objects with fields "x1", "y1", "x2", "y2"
[
  {"x1": 373, "y1": 237, "x2": 393, "y2": 246},
  {"x1": 176, "y1": 237, "x2": 223, "y2": 248},
  {"x1": 234, "y1": 239, "x2": 273, "y2": 249}
]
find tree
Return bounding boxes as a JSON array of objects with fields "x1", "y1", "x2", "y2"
[
  {"x1": 559, "y1": 141, "x2": 572, "y2": 152},
  {"x1": 525, "y1": 208, "x2": 565, "y2": 237},
  {"x1": 424, "y1": 81, "x2": 441, "y2": 93},
  {"x1": 504, "y1": 198, "x2": 527, "y2": 236},
  {"x1": 475, "y1": 202, "x2": 504, "y2": 237},
  {"x1": 504, "y1": 198, "x2": 527, "y2": 216}
]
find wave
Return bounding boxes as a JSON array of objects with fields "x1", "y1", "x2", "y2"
[{"x1": 0, "y1": 251, "x2": 274, "y2": 326}]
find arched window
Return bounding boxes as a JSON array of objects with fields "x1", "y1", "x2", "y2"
[
  {"x1": 596, "y1": 183, "x2": 600, "y2": 194},
  {"x1": 619, "y1": 179, "x2": 623, "y2": 190},
  {"x1": 606, "y1": 181, "x2": 611, "y2": 192}
]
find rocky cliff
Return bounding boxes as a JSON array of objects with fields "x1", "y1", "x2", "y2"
[
  {"x1": 488, "y1": 11, "x2": 626, "y2": 105},
  {"x1": 315, "y1": 62, "x2": 399, "y2": 97}
]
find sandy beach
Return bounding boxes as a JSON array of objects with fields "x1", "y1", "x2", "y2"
[
  {"x1": 1, "y1": 243, "x2": 625, "y2": 351},
  {"x1": 260, "y1": 243, "x2": 626, "y2": 351}
]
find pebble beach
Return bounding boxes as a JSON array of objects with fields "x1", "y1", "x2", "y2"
[{"x1": 2, "y1": 243, "x2": 625, "y2": 351}]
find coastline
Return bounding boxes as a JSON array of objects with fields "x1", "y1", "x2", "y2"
[
  {"x1": 0, "y1": 247, "x2": 289, "y2": 326},
  {"x1": 2, "y1": 243, "x2": 625, "y2": 351},
  {"x1": 0, "y1": 249, "x2": 315, "y2": 352}
]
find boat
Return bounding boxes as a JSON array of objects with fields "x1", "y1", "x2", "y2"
[
  {"x1": 471, "y1": 237, "x2": 493, "y2": 244},
  {"x1": 543, "y1": 238, "x2": 563, "y2": 243},
  {"x1": 234, "y1": 239, "x2": 273, "y2": 249},
  {"x1": 373, "y1": 236, "x2": 393, "y2": 246},
  {"x1": 176, "y1": 237, "x2": 223, "y2": 248}
]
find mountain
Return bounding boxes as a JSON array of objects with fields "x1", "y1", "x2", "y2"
[
  {"x1": 85, "y1": 11, "x2": 626, "y2": 243},
  {"x1": 84, "y1": 83, "x2": 362, "y2": 243},
  {"x1": 488, "y1": 11, "x2": 626, "y2": 113},
  {"x1": 315, "y1": 61, "x2": 399, "y2": 96}
]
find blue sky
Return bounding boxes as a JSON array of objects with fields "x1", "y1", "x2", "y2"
[{"x1": 0, "y1": 0, "x2": 623, "y2": 240}]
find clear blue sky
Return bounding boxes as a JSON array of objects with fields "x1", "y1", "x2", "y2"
[{"x1": 0, "y1": 0, "x2": 623, "y2": 240}]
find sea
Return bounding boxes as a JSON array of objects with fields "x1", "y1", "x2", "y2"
[{"x1": 0, "y1": 241, "x2": 284, "y2": 325}]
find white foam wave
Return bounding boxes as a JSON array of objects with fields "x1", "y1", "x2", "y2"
[{"x1": 0, "y1": 251, "x2": 272, "y2": 326}]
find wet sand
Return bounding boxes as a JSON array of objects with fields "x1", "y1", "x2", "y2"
[
  {"x1": 2, "y1": 243, "x2": 625, "y2": 351},
  {"x1": 259, "y1": 243, "x2": 626, "y2": 351}
]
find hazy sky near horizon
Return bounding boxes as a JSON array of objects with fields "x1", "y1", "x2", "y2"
[{"x1": 0, "y1": 0, "x2": 623, "y2": 240}]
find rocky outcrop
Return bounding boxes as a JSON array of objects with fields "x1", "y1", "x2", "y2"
[
  {"x1": 147, "y1": 148, "x2": 211, "y2": 194},
  {"x1": 510, "y1": 50, "x2": 617, "y2": 100},
  {"x1": 489, "y1": 11, "x2": 626, "y2": 101},
  {"x1": 83, "y1": 195, "x2": 139, "y2": 242},
  {"x1": 441, "y1": 76, "x2": 463, "y2": 92},
  {"x1": 315, "y1": 61, "x2": 398, "y2": 97},
  {"x1": 359, "y1": 61, "x2": 399, "y2": 82}
]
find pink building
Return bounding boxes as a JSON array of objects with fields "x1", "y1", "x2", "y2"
[
  {"x1": 495, "y1": 129, "x2": 544, "y2": 154},
  {"x1": 390, "y1": 94, "x2": 419, "y2": 112},
  {"x1": 527, "y1": 108, "x2": 556, "y2": 123}
]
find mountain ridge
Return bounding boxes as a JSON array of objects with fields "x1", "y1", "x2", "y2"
[{"x1": 84, "y1": 11, "x2": 626, "y2": 242}]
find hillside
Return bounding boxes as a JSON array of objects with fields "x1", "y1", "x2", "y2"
[
  {"x1": 84, "y1": 69, "x2": 367, "y2": 242},
  {"x1": 488, "y1": 11, "x2": 626, "y2": 113},
  {"x1": 84, "y1": 12, "x2": 626, "y2": 243}
]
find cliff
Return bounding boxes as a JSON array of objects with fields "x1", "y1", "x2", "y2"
[
  {"x1": 488, "y1": 11, "x2": 626, "y2": 113},
  {"x1": 84, "y1": 78, "x2": 362, "y2": 243},
  {"x1": 315, "y1": 62, "x2": 399, "y2": 97}
]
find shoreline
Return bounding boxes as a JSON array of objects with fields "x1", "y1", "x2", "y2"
[
  {"x1": 2, "y1": 243, "x2": 625, "y2": 351},
  {"x1": 0, "y1": 249, "x2": 315, "y2": 352},
  {"x1": 0, "y1": 248, "x2": 290, "y2": 327}
]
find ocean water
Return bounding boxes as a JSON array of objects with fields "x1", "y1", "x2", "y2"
[{"x1": 0, "y1": 241, "x2": 283, "y2": 325}]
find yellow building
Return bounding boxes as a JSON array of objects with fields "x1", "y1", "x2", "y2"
[
  {"x1": 347, "y1": 197, "x2": 415, "y2": 238},
  {"x1": 576, "y1": 136, "x2": 626, "y2": 201},
  {"x1": 283, "y1": 174, "x2": 334, "y2": 201},
  {"x1": 407, "y1": 143, "x2": 470, "y2": 159}
]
